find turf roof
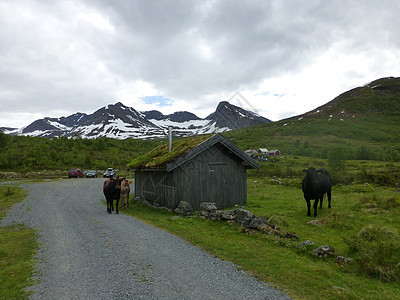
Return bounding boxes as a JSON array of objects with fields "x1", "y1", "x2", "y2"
[{"x1": 128, "y1": 134, "x2": 214, "y2": 169}]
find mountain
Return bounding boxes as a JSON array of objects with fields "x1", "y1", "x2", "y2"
[
  {"x1": 223, "y1": 76, "x2": 400, "y2": 161},
  {"x1": 4, "y1": 101, "x2": 271, "y2": 139},
  {"x1": 206, "y1": 101, "x2": 269, "y2": 129},
  {"x1": 298, "y1": 76, "x2": 400, "y2": 121}
]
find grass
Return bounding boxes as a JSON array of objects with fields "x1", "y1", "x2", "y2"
[
  {"x1": 0, "y1": 185, "x2": 38, "y2": 300},
  {"x1": 128, "y1": 134, "x2": 213, "y2": 169},
  {"x1": 122, "y1": 157, "x2": 400, "y2": 299}
]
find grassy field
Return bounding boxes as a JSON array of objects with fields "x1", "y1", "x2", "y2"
[
  {"x1": 1, "y1": 157, "x2": 399, "y2": 299},
  {"x1": 122, "y1": 156, "x2": 400, "y2": 300},
  {"x1": 0, "y1": 185, "x2": 38, "y2": 300}
]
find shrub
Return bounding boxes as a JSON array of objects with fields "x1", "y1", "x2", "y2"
[
  {"x1": 357, "y1": 168, "x2": 400, "y2": 187},
  {"x1": 4, "y1": 187, "x2": 14, "y2": 197},
  {"x1": 344, "y1": 225, "x2": 400, "y2": 282},
  {"x1": 331, "y1": 170, "x2": 354, "y2": 185},
  {"x1": 360, "y1": 195, "x2": 400, "y2": 210}
]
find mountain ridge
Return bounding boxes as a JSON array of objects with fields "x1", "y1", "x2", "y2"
[
  {"x1": 4, "y1": 101, "x2": 271, "y2": 139},
  {"x1": 295, "y1": 76, "x2": 400, "y2": 121}
]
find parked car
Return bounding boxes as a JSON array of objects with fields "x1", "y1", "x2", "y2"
[
  {"x1": 86, "y1": 170, "x2": 98, "y2": 178},
  {"x1": 103, "y1": 168, "x2": 115, "y2": 178},
  {"x1": 68, "y1": 168, "x2": 84, "y2": 178}
]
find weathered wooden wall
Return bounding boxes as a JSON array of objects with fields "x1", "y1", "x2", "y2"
[
  {"x1": 174, "y1": 144, "x2": 247, "y2": 210},
  {"x1": 134, "y1": 170, "x2": 177, "y2": 208},
  {"x1": 135, "y1": 144, "x2": 248, "y2": 210}
]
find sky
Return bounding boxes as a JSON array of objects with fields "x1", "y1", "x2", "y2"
[{"x1": 1, "y1": 0, "x2": 400, "y2": 128}]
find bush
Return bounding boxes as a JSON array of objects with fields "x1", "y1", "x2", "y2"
[
  {"x1": 331, "y1": 170, "x2": 354, "y2": 185},
  {"x1": 344, "y1": 225, "x2": 400, "y2": 282},
  {"x1": 360, "y1": 195, "x2": 400, "y2": 210},
  {"x1": 357, "y1": 168, "x2": 400, "y2": 187}
]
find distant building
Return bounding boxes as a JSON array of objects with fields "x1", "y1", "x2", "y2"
[
  {"x1": 245, "y1": 149, "x2": 258, "y2": 156},
  {"x1": 268, "y1": 149, "x2": 281, "y2": 156},
  {"x1": 129, "y1": 134, "x2": 259, "y2": 210},
  {"x1": 258, "y1": 148, "x2": 269, "y2": 154}
]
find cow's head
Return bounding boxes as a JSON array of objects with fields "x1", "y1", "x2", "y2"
[
  {"x1": 114, "y1": 178, "x2": 121, "y2": 189},
  {"x1": 302, "y1": 167, "x2": 319, "y2": 199},
  {"x1": 303, "y1": 167, "x2": 318, "y2": 178},
  {"x1": 121, "y1": 179, "x2": 130, "y2": 191}
]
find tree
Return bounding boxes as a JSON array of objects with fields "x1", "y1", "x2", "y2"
[
  {"x1": 0, "y1": 131, "x2": 8, "y2": 149},
  {"x1": 328, "y1": 147, "x2": 346, "y2": 171}
]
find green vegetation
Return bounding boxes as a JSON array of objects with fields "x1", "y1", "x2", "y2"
[
  {"x1": 223, "y1": 78, "x2": 400, "y2": 162},
  {"x1": 0, "y1": 133, "x2": 163, "y2": 177},
  {"x1": 2, "y1": 77, "x2": 400, "y2": 177},
  {"x1": 1, "y1": 76, "x2": 400, "y2": 298},
  {"x1": 0, "y1": 185, "x2": 38, "y2": 299},
  {"x1": 128, "y1": 134, "x2": 212, "y2": 169},
  {"x1": 123, "y1": 156, "x2": 400, "y2": 299}
]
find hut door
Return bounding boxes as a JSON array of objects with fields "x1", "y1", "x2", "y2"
[{"x1": 207, "y1": 163, "x2": 229, "y2": 208}]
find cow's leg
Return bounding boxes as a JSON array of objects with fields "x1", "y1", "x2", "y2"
[
  {"x1": 313, "y1": 199, "x2": 319, "y2": 217},
  {"x1": 319, "y1": 194, "x2": 324, "y2": 208},
  {"x1": 107, "y1": 198, "x2": 111, "y2": 214},
  {"x1": 116, "y1": 198, "x2": 119, "y2": 214},
  {"x1": 126, "y1": 193, "x2": 129, "y2": 209},
  {"x1": 327, "y1": 190, "x2": 332, "y2": 208},
  {"x1": 120, "y1": 195, "x2": 124, "y2": 209},
  {"x1": 306, "y1": 199, "x2": 311, "y2": 216}
]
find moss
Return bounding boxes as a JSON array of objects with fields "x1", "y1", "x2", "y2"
[{"x1": 128, "y1": 134, "x2": 213, "y2": 169}]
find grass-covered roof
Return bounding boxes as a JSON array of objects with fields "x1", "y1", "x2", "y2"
[{"x1": 128, "y1": 134, "x2": 214, "y2": 169}]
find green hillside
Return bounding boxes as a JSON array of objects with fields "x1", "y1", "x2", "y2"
[
  {"x1": 224, "y1": 77, "x2": 400, "y2": 161},
  {"x1": 1, "y1": 77, "x2": 400, "y2": 177}
]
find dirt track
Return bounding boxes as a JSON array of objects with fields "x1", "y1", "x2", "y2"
[{"x1": 2, "y1": 179, "x2": 291, "y2": 299}]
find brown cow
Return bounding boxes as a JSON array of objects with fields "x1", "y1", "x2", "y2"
[{"x1": 120, "y1": 178, "x2": 131, "y2": 209}]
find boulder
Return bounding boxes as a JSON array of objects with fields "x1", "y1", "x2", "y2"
[
  {"x1": 208, "y1": 210, "x2": 222, "y2": 221},
  {"x1": 259, "y1": 225, "x2": 282, "y2": 237},
  {"x1": 220, "y1": 210, "x2": 236, "y2": 220},
  {"x1": 296, "y1": 240, "x2": 314, "y2": 251},
  {"x1": 335, "y1": 256, "x2": 353, "y2": 266},
  {"x1": 200, "y1": 210, "x2": 210, "y2": 218},
  {"x1": 235, "y1": 208, "x2": 255, "y2": 227},
  {"x1": 248, "y1": 216, "x2": 267, "y2": 229},
  {"x1": 200, "y1": 202, "x2": 218, "y2": 211},
  {"x1": 312, "y1": 245, "x2": 335, "y2": 258},
  {"x1": 174, "y1": 201, "x2": 194, "y2": 216},
  {"x1": 285, "y1": 231, "x2": 300, "y2": 240},
  {"x1": 307, "y1": 219, "x2": 323, "y2": 226}
]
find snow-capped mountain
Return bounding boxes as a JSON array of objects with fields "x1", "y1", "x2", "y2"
[{"x1": 4, "y1": 101, "x2": 271, "y2": 139}]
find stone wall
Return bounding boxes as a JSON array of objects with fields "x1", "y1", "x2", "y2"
[{"x1": 173, "y1": 201, "x2": 352, "y2": 265}]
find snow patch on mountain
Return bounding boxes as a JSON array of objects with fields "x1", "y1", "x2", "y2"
[{"x1": 6, "y1": 101, "x2": 271, "y2": 139}]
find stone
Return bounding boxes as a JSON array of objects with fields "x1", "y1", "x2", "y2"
[
  {"x1": 235, "y1": 208, "x2": 255, "y2": 227},
  {"x1": 296, "y1": 240, "x2": 314, "y2": 251},
  {"x1": 200, "y1": 210, "x2": 210, "y2": 218},
  {"x1": 335, "y1": 256, "x2": 353, "y2": 265},
  {"x1": 200, "y1": 202, "x2": 218, "y2": 211},
  {"x1": 312, "y1": 245, "x2": 335, "y2": 258},
  {"x1": 248, "y1": 216, "x2": 267, "y2": 229},
  {"x1": 220, "y1": 210, "x2": 236, "y2": 220},
  {"x1": 307, "y1": 219, "x2": 323, "y2": 226},
  {"x1": 259, "y1": 224, "x2": 282, "y2": 237},
  {"x1": 285, "y1": 231, "x2": 300, "y2": 240},
  {"x1": 174, "y1": 201, "x2": 193, "y2": 216},
  {"x1": 208, "y1": 210, "x2": 222, "y2": 221}
]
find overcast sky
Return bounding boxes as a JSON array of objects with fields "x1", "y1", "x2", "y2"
[{"x1": 1, "y1": 0, "x2": 400, "y2": 128}]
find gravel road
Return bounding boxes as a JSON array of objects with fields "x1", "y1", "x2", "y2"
[{"x1": 2, "y1": 179, "x2": 291, "y2": 299}]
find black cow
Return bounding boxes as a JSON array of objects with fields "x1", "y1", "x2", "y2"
[
  {"x1": 302, "y1": 167, "x2": 332, "y2": 217},
  {"x1": 103, "y1": 178, "x2": 121, "y2": 214}
]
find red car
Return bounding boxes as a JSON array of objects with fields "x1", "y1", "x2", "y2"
[{"x1": 68, "y1": 168, "x2": 84, "y2": 178}]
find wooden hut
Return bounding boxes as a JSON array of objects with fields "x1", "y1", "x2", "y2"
[{"x1": 129, "y1": 134, "x2": 259, "y2": 210}]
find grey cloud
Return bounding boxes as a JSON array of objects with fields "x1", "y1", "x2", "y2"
[{"x1": 1, "y1": 0, "x2": 400, "y2": 127}]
